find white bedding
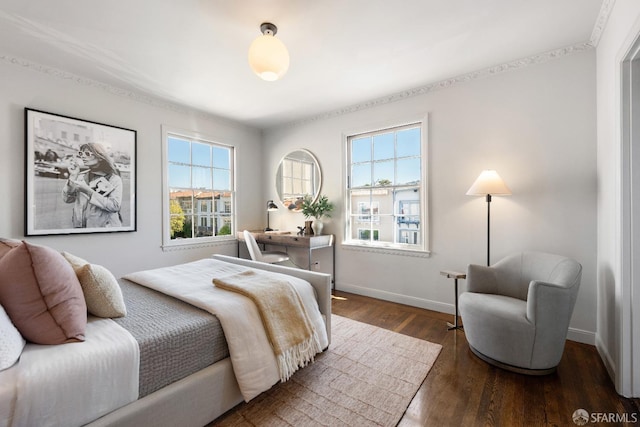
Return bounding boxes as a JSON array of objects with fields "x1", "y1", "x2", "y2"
[
  {"x1": 0, "y1": 317, "x2": 139, "y2": 427},
  {"x1": 123, "y1": 258, "x2": 328, "y2": 402}
]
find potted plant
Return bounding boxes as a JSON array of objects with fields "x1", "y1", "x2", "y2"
[{"x1": 301, "y1": 195, "x2": 334, "y2": 235}]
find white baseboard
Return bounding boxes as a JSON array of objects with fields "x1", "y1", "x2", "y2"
[
  {"x1": 337, "y1": 282, "x2": 596, "y2": 345},
  {"x1": 338, "y1": 282, "x2": 453, "y2": 314},
  {"x1": 567, "y1": 327, "x2": 596, "y2": 345},
  {"x1": 595, "y1": 334, "x2": 616, "y2": 384}
]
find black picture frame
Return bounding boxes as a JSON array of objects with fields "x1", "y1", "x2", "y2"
[{"x1": 25, "y1": 108, "x2": 137, "y2": 235}]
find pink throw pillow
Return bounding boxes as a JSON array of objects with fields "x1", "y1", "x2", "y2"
[
  {"x1": 0, "y1": 241, "x2": 86, "y2": 344},
  {"x1": 0, "y1": 238, "x2": 21, "y2": 260}
]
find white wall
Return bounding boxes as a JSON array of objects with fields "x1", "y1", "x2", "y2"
[
  {"x1": 263, "y1": 51, "x2": 597, "y2": 344},
  {"x1": 595, "y1": 0, "x2": 640, "y2": 397},
  {"x1": 0, "y1": 44, "x2": 600, "y2": 347},
  {"x1": 0, "y1": 60, "x2": 264, "y2": 277}
]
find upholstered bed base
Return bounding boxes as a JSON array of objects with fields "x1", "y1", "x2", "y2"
[
  {"x1": 85, "y1": 255, "x2": 332, "y2": 427},
  {"x1": 86, "y1": 358, "x2": 242, "y2": 427}
]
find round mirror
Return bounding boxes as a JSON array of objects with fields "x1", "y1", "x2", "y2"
[{"x1": 275, "y1": 149, "x2": 322, "y2": 212}]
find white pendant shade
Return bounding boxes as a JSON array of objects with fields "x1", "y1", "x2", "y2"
[
  {"x1": 466, "y1": 170, "x2": 512, "y2": 196},
  {"x1": 248, "y1": 24, "x2": 289, "y2": 82}
]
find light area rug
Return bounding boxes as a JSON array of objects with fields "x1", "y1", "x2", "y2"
[{"x1": 211, "y1": 314, "x2": 442, "y2": 427}]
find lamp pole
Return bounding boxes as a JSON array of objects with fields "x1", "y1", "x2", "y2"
[
  {"x1": 265, "y1": 211, "x2": 272, "y2": 231},
  {"x1": 486, "y1": 194, "x2": 491, "y2": 266}
]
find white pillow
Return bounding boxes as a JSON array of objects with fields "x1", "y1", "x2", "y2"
[{"x1": 0, "y1": 304, "x2": 25, "y2": 371}]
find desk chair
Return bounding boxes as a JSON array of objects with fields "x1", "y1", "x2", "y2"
[{"x1": 243, "y1": 230, "x2": 289, "y2": 264}]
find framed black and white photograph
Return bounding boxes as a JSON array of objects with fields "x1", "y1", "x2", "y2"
[{"x1": 25, "y1": 108, "x2": 137, "y2": 235}]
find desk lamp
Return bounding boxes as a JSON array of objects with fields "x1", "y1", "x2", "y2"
[{"x1": 265, "y1": 200, "x2": 278, "y2": 231}]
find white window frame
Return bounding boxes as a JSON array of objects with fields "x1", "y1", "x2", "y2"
[
  {"x1": 357, "y1": 228, "x2": 380, "y2": 241},
  {"x1": 161, "y1": 125, "x2": 236, "y2": 250},
  {"x1": 356, "y1": 201, "x2": 380, "y2": 223},
  {"x1": 343, "y1": 117, "x2": 429, "y2": 254}
]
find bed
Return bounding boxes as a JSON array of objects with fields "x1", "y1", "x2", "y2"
[{"x1": 0, "y1": 252, "x2": 332, "y2": 427}]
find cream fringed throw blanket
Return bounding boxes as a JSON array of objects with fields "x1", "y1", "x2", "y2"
[{"x1": 213, "y1": 270, "x2": 322, "y2": 382}]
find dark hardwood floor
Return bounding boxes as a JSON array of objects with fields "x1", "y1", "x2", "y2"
[{"x1": 331, "y1": 291, "x2": 640, "y2": 427}]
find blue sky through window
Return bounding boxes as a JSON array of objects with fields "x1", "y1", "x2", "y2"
[
  {"x1": 373, "y1": 133, "x2": 394, "y2": 160},
  {"x1": 168, "y1": 136, "x2": 231, "y2": 191},
  {"x1": 352, "y1": 136, "x2": 371, "y2": 163},
  {"x1": 350, "y1": 125, "x2": 421, "y2": 188}
]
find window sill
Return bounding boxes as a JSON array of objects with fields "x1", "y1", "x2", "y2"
[
  {"x1": 341, "y1": 242, "x2": 431, "y2": 258},
  {"x1": 161, "y1": 236, "x2": 237, "y2": 252}
]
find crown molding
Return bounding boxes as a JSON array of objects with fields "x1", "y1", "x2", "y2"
[
  {"x1": 0, "y1": 54, "x2": 244, "y2": 128},
  {"x1": 590, "y1": 0, "x2": 616, "y2": 47},
  {"x1": 280, "y1": 41, "x2": 594, "y2": 129},
  {"x1": 3, "y1": 40, "x2": 595, "y2": 132},
  {"x1": 0, "y1": 54, "x2": 180, "y2": 111},
  {"x1": 283, "y1": 0, "x2": 614, "y2": 129}
]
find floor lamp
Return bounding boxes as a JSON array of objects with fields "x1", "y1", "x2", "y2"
[
  {"x1": 466, "y1": 170, "x2": 511, "y2": 266},
  {"x1": 265, "y1": 200, "x2": 278, "y2": 231}
]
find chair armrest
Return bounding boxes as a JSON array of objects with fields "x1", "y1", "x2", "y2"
[
  {"x1": 466, "y1": 264, "x2": 499, "y2": 294},
  {"x1": 526, "y1": 280, "x2": 576, "y2": 327}
]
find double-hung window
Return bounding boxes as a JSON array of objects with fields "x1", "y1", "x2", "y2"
[
  {"x1": 345, "y1": 121, "x2": 427, "y2": 252},
  {"x1": 162, "y1": 127, "x2": 235, "y2": 248}
]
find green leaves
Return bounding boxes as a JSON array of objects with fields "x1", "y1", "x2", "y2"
[{"x1": 301, "y1": 195, "x2": 334, "y2": 219}]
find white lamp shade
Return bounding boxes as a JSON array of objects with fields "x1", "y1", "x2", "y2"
[
  {"x1": 466, "y1": 170, "x2": 512, "y2": 196},
  {"x1": 248, "y1": 34, "x2": 289, "y2": 81}
]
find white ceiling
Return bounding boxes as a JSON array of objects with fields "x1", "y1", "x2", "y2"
[{"x1": 0, "y1": 0, "x2": 605, "y2": 129}]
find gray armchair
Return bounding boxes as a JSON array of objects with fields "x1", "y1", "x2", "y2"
[{"x1": 459, "y1": 252, "x2": 582, "y2": 375}]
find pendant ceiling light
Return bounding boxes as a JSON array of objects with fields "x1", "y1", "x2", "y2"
[{"x1": 248, "y1": 22, "x2": 289, "y2": 82}]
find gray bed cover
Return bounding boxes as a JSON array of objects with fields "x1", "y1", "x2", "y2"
[{"x1": 113, "y1": 279, "x2": 229, "y2": 397}]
